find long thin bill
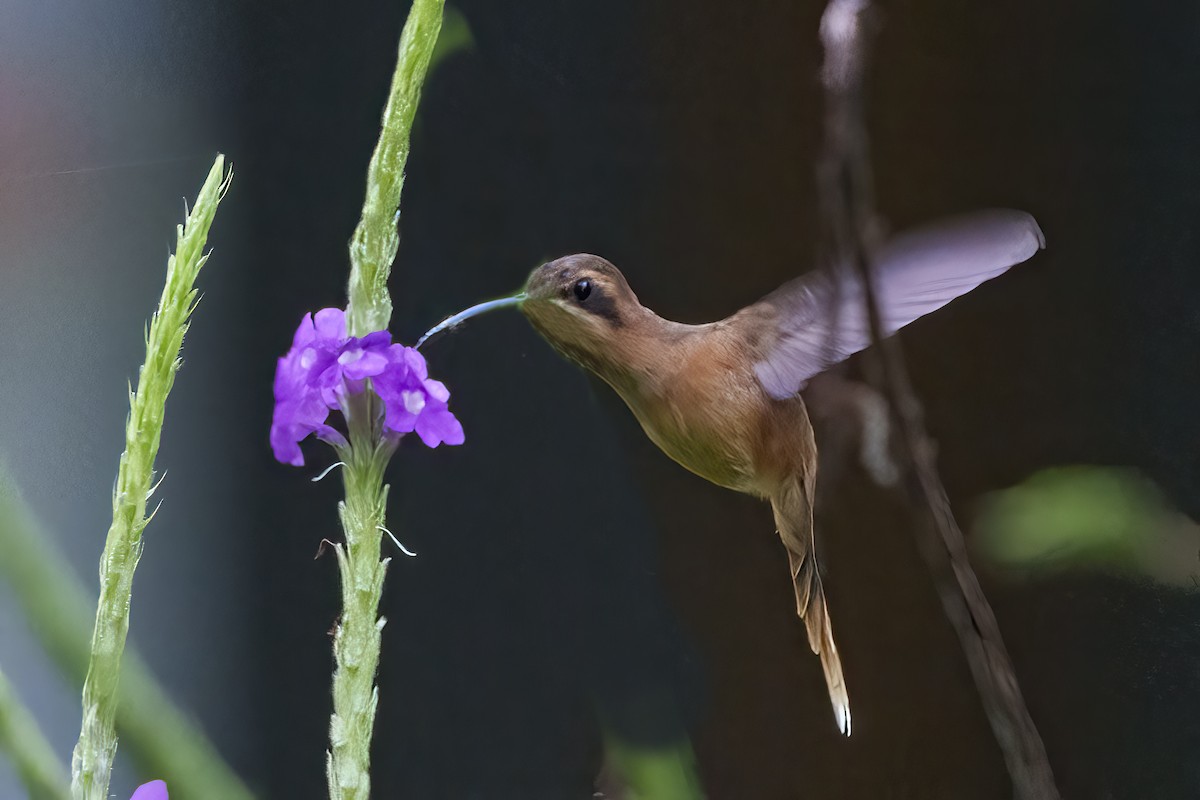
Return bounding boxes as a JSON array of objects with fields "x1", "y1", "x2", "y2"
[{"x1": 416, "y1": 294, "x2": 525, "y2": 349}]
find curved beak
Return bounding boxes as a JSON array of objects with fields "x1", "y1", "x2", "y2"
[{"x1": 416, "y1": 293, "x2": 526, "y2": 349}]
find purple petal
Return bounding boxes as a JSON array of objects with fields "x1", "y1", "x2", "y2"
[
  {"x1": 382, "y1": 403, "x2": 419, "y2": 435},
  {"x1": 270, "y1": 386, "x2": 335, "y2": 465},
  {"x1": 339, "y1": 343, "x2": 390, "y2": 380},
  {"x1": 313, "y1": 424, "x2": 349, "y2": 450},
  {"x1": 358, "y1": 330, "x2": 393, "y2": 349},
  {"x1": 130, "y1": 780, "x2": 168, "y2": 800},
  {"x1": 270, "y1": 423, "x2": 306, "y2": 466},
  {"x1": 422, "y1": 378, "x2": 450, "y2": 404},
  {"x1": 374, "y1": 348, "x2": 420, "y2": 424},
  {"x1": 378, "y1": 344, "x2": 428, "y2": 385},
  {"x1": 273, "y1": 353, "x2": 305, "y2": 398},
  {"x1": 271, "y1": 414, "x2": 319, "y2": 466},
  {"x1": 312, "y1": 307, "x2": 347, "y2": 342},
  {"x1": 320, "y1": 383, "x2": 347, "y2": 408},
  {"x1": 415, "y1": 405, "x2": 465, "y2": 447},
  {"x1": 312, "y1": 357, "x2": 348, "y2": 390},
  {"x1": 276, "y1": 311, "x2": 347, "y2": 409},
  {"x1": 402, "y1": 347, "x2": 429, "y2": 380},
  {"x1": 372, "y1": 345, "x2": 465, "y2": 445},
  {"x1": 377, "y1": 382, "x2": 423, "y2": 434},
  {"x1": 270, "y1": 415, "x2": 348, "y2": 466},
  {"x1": 290, "y1": 312, "x2": 316, "y2": 350},
  {"x1": 279, "y1": 386, "x2": 331, "y2": 428}
]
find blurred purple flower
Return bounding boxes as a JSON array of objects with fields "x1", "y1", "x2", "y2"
[
  {"x1": 271, "y1": 308, "x2": 465, "y2": 465},
  {"x1": 130, "y1": 781, "x2": 168, "y2": 800}
]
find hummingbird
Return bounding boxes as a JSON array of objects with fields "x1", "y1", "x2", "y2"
[{"x1": 417, "y1": 209, "x2": 1045, "y2": 736}]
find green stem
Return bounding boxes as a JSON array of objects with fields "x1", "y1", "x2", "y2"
[
  {"x1": 326, "y1": 3, "x2": 443, "y2": 799},
  {"x1": 70, "y1": 156, "x2": 231, "y2": 800},
  {"x1": 0, "y1": 664, "x2": 71, "y2": 800},
  {"x1": 326, "y1": 397, "x2": 392, "y2": 800},
  {"x1": 345, "y1": 0, "x2": 445, "y2": 338},
  {"x1": 0, "y1": 467, "x2": 253, "y2": 800}
]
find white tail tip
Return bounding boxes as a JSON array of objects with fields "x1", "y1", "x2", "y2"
[{"x1": 835, "y1": 701, "x2": 852, "y2": 736}]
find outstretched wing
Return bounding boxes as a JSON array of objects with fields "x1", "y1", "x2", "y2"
[{"x1": 752, "y1": 209, "x2": 1045, "y2": 400}]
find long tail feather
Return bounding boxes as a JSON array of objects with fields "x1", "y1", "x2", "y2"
[{"x1": 772, "y1": 479, "x2": 851, "y2": 736}]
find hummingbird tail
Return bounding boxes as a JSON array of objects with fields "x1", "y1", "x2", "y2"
[{"x1": 772, "y1": 479, "x2": 852, "y2": 736}]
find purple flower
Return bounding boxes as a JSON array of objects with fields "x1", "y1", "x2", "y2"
[
  {"x1": 130, "y1": 781, "x2": 168, "y2": 800},
  {"x1": 271, "y1": 308, "x2": 465, "y2": 465},
  {"x1": 374, "y1": 345, "x2": 465, "y2": 448}
]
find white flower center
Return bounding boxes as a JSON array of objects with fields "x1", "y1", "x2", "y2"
[
  {"x1": 337, "y1": 348, "x2": 360, "y2": 365},
  {"x1": 300, "y1": 348, "x2": 317, "y2": 369},
  {"x1": 401, "y1": 390, "x2": 426, "y2": 415}
]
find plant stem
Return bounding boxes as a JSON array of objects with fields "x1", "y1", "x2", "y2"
[
  {"x1": 325, "y1": 3, "x2": 443, "y2": 799},
  {"x1": 0, "y1": 664, "x2": 71, "y2": 800},
  {"x1": 345, "y1": 0, "x2": 445, "y2": 339},
  {"x1": 326, "y1": 398, "x2": 391, "y2": 800},
  {"x1": 0, "y1": 466, "x2": 253, "y2": 800},
  {"x1": 816, "y1": 2, "x2": 1060, "y2": 796},
  {"x1": 70, "y1": 156, "x2": 231, "y2": 800}
]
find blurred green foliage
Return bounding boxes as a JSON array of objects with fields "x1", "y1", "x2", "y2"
[
  {"x1": 974, "y1": 466, "x2": 1200, "y2": 587},
  {"x1": 428, "y1": 4, "x2": 474, "y2": 73},
  {"x1": 0, "y1": 465, "x2": 255, "y2": 799},
  {"x1": 600, "y1": 732, "x2": 705, "y2": 800},
  {"x1": 0, "y1": 665, "x2": 70, "y2": 799}
]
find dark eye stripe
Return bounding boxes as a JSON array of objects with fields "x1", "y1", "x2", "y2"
[{"x1": 579, "y1": 287, "x2": 622, "y2": 326}]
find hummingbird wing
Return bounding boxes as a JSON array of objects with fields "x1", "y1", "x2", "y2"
[
  {"x1": 771, "y1": 475, "x2": 851, "y2": 735},
  {"x1": 752, "y1": 209, "x2": 1045, "y2": 400}
]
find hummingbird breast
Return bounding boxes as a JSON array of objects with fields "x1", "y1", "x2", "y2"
[{"x1": 610, "y1": 319, "x2": 815, "y2": 498}]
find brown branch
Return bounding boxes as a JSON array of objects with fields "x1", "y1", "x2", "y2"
[{"x1": 815, "y1": 2, "x2": 1061, "y2": 798}]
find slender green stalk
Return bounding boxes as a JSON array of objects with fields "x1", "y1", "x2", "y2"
[
  {"x1": 345, "y1": 0, "x2": 444, "y2": 338},
  {"x1": 0, "y1": 467, "x2": 253, "y2": 800},
  {"x1": 325, "y1": 398, "x2": 392, "y2": 800},
  {"x1": 0, "y1": 664, "x2": 71, "y2": 800},
  {"x1": 70, "y1": 156, "x2": 232, "y2": 800},
  {"x1": 328, "y1": 3, "x2": 443, "y2": 798}
]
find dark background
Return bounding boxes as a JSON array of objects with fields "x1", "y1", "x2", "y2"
[{"x1": 4, "y1": 1, "x2": 1200, "y2": 798}]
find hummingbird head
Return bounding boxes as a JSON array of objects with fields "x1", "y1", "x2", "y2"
[
  {"x1": 520, "y1": 254, "x2": 644, "y2": 372},
  {"x1": 416, "y1": 254, "x2": 654, "y2": 389}
]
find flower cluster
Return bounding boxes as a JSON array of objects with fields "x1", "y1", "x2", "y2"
[{"x1": 270, "y1": 308, "x2": 464, "y2": 466}]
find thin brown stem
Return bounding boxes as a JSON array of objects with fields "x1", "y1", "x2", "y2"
[{"x1": 816, "y1": 2, "x2": 1060, "y2": 797}]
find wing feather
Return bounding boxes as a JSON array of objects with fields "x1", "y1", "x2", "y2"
[{"x1": 753, "y1": 209, "x2": 1045, "y2": 400}]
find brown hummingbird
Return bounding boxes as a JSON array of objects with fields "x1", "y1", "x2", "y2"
[{"x1": 418, "y1": 209, "x2": 1046, "y2": 735}]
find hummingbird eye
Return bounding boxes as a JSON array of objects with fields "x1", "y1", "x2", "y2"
[{"x1": 572, "y1": 278, "x2": 592, "y2": 302}]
